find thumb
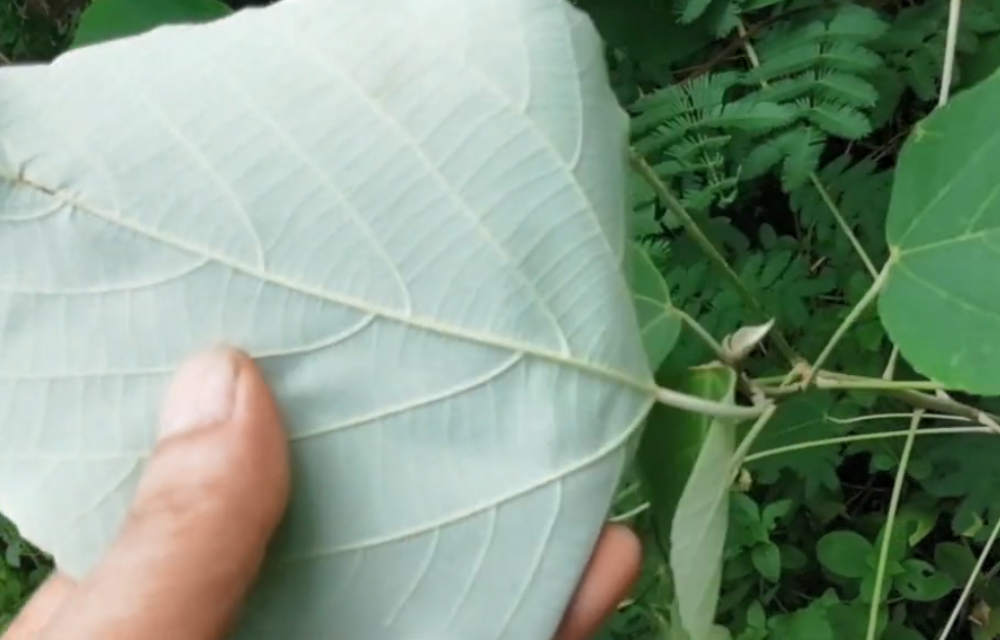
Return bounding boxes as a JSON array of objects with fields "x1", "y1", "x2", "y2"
[{"x1": 39, "y1": 347, "x2": 290, "y2": 640}]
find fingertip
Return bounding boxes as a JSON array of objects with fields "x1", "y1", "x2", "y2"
[
  {"x1": 35, "y1": 346, "x2": 291, "y2": 640},
  {"x1": 554, "y1": 524, "x2": 643, "y2": 640}
]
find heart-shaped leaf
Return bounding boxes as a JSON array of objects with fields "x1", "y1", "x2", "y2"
[
  {"x1": 879, "y1": 69, "x2": 1000, "y2": 394},
  {"x1": 816, "y1": 530, "x2": 872, "y2": 579},
  {"x1": 0, "y1": 1, "x2": 657, "y2": 638}
]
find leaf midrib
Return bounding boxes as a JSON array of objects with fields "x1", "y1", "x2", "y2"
[{"x1": 5, "y1": 172, "x2": 657, "y2": 399}]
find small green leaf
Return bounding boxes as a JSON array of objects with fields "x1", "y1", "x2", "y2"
[
  {"x1": 817, "y1": 530, "x2": 873, "y2": 579},
  {"x1": 72, "y1": 0, "x2": 232, "y2": 49},
  {"x1": 768, "y1": 602, "x2": 835, "y2": 640},
  {"x1": 747, "y1": 601, "x2": 767, "y2": 629},
  {"x1": 895, "y1": 559, "x2": 954, "y2": 602},
  {"x1": 761, "y1": 499, "x2": 793, "y2": 530},
  {"x1": 960, "y1": 32, "x2": 1000, "y2": 91},
  {"x1": 883, "y1": 622, "x2": 926, "y2": 640},
  {"x1": 828, "y1": 601, "x2": 884, "y2": 639},
  {"x1": 780, "y1": 544, "x2": 808, "y2": 571},
  {"x1": 897, "y1": 497, "x2": 939, "y2": 546},
  {"x1": 630, "y1": 243, "x2": 681, "y2": 370},
  {"x1": 752, "y1": 542, "x2": 782, "y2": 583},
  {"x1": 934, "y1": 541, "x2": 977, "y2": 586}
]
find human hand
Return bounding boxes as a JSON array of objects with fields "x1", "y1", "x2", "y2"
[{"x1": 4, "y1": 347, "x2": 641, "y2": 640}]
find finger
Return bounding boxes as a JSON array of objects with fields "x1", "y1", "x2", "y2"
[
  {"x1": 3, "y1": 573, "x2": 77, "y2": 640},
  {"x1": 36, "y1": 347, "x2": 290, "y2": 640},
  {"x1": 554, "y1": 524, "x2": 642, "y2": 640}
]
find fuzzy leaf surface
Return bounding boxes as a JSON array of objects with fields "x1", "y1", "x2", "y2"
[{"x1": 0, "y1": 1, "x2": 656, "y2": 638}]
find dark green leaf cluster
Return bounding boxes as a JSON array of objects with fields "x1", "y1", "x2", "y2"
[{"x1": 592, "y1": 0, "x2": 1000, "y2": 639}]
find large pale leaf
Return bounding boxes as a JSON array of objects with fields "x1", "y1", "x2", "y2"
[
  {"x1": 0, "y1": 1, "x2": 657, "y2": 639},
  {"x1": 879, "y1": 67, "x2": 1000, "y2": 394}
]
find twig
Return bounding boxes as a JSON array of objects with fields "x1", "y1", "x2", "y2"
[
  {"x1": 738, "y1": 22, "x2": 879, "y2": 283},
  {"x1": 630, "y1": 152, "x2": 802, "y2": 366},
  {"x1": 804, "y1": 265, "x2": 890, "y2": 385},
  {"x1": 867, "y1": 410, "x2": 923, "y2": 640},
  {"x1": 938, "y1": 0, "x2": 962, "y2": 107},
  {"x1": 809, "y1": 174, "x2": 879, "y2": 279},
  {"x1": 744, "y1": 426, "x2": 993, "y2": 464},
  {"x1": 728, "y1": 403, "x2": 779, "y2": 482},
  {"x1": 654, "y1": 385, "x2": 771, "y2": 419},
  {"x1": 939, "y1": 514, "x2": 1000, "y2": 640}
]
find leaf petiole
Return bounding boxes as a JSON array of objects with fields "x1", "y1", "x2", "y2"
[{"x1": 653, "y1": 385, "x2": 771, "y2": 420}]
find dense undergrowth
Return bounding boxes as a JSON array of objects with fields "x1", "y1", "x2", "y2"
[
  {"x1": 593, "y1": 1, "x2": 1000, "y2": 639},
  {"x1": 3, "y1": 0, "x2": 1000, "y2": 639}
]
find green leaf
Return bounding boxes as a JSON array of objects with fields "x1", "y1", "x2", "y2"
[
  {"x1": 746, "y1": 393, "x2": 842, "y2": 495},
  {"x1": 751, "y1": 542, "x2": 782, "y2": 582},
  {"x1": 666, "y1": 365, "x2": 740, "y2": 640},
  {"x1": 0, "y1": 2, "x2": 654, "y2": 639},
  {"x1": 894, "y1": 559, "x2": 954, "y2": 602},
  {"x1": 780, "y1": 544, "x2": 808, "y2": 571},
  {"x1": 861, "y1": 568, "x2": 896, "y2": 604},
  {"x1": 918, "y1": 434, "x2": 1000, "y2": 531},
  {"x1": 883, "y1": 623, "x2": 926, "y2": 640},
  {"x1": 934, "y1": 541, "x2": 978, "y2": 586},
  {"x1": 630, "y1": 243, "x2": 681, "y2": 369},
  {"x1": 960, "y1": 31, "x2": 1000, "y2": 91},
  {"x1": 817, "y1": 530, "x2": 873, "y2": 579},
  {"x1": 768, "y1": 602, "x2": 835, "y2": 640},
  {"x1": 828, "y1": 600, "x2": 880, "y2": 639},
  {"x1": 880, "y1": 68, "x2": 1000, "y2": 393},
  {"x1": 637, "y1": 365, "x2": 735, "y2": 559},
  {"x1": 761, "y1": 499, "x2": 792, "y2": 530},
  {"x1": 71, "y1": 0, "x2": 232, "y2": 49}
]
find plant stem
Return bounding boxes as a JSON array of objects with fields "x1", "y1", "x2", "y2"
[
  {"x1": 744, "y1": 426, "x2": 992, "y2": 464},
  {"x1": 809, "y1": 174, "x2": 879, "y2": 279},
  {"x1": 939, "y1": 513, "x2": 1000, "y2": 640},
  {"x1": 629, "y1": 152, "x2": 802, "y2": 366},
  {"x1": 653, "y1": 385, "x2": 770, "y2": 419},
  {"x1": 728, "y1": 403, "x2": 779, "y2": 481},
  {"x1": 762, "y1": 375, "x2": 946, "y2": 395},
  {"x1": 610, "y1": 502, "x2": 650, "y2": 523},
  {"x1": 752, "y1": 368, "x2": 999, "y2": 424},
  {"x1": 938, "y1": 0, "x2": 962, "y2": 107},
  {"x1": 804, "y1": 264, "x2": 890, "y2": 386},
  {"x1": 866, "y1": 410, "x2": 923, "y2": 640},
  {"x1": 882, "y1": 345, "x2": 901, "y2": 380},
  {"x1": 672, "y1": 307, "x2": 728, "y2": 361},
  {"x1": 886, "y1": 388, "x2": 1000, "y2": 427},
  {"x1": 737, "y1": 22, "x2": 879, "y2": 283}
]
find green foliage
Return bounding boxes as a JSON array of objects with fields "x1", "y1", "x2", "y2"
[
  {"x1": 71, "y1": 0, "x2": 230, "y2": 48},
  {"x1": 589, "y1": 0, "x2": 1000, "y2": 639},
  {"x1": 0, "y1": 515, "x2": 49, "y2": 633},
  {"x1": 0, "y1": 0, "x2": 79, "y2": 61}
]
